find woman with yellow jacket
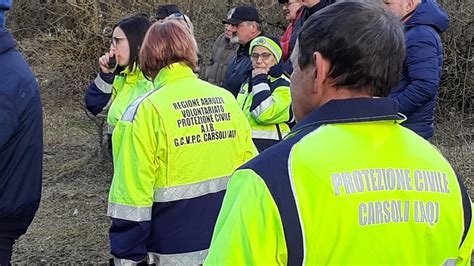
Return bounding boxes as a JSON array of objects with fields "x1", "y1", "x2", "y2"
[
  {"x1": 237, "y1": 36, "x2": 293, "y2": 152},
  {"x1": 85, "y1": 14, "x2": 154, "y2": 156}
]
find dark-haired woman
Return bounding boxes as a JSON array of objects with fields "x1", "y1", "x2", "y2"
[{"x1": 85, "y1": 15, "x2": 153, "y2": 156}]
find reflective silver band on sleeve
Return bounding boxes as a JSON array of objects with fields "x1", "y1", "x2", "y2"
[
  {"x1": 94, "y1": 73, "x2": 113, "y2": 93},
  {"x1": 147, "y1": 249, "x2": 208, "y2": 265},
  {"x1": 121, "y1": 89, "x2": 158, "y2": 122},
  {"x1": 107, "y1": 202, "x2": 152, "y2": 222},
  {"x1": 251, "y1": 97, "x2": 274, "y2": 118},
  {"x1": 251, "y1": 130, "x2": 285, "y2": 140},
  {"x1": 251, "y1": 83, "x2": 271, "y2": 95},
  {"x1": 442, "y1": 259, "x2": 456, "y2": 266},
  {"x1": 113, "y1": 258, "x2": 142, "y2": 266},
  {"x1": 154, "y1": 176, "x2": 230, "y2": 203}
]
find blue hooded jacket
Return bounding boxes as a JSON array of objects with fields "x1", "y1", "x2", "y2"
[
  {"x1": 389, "y1": 0, "x2": 449, "y2": 140},
  {"x1": 223, "y1": 39, "x2": 254, "y2": 98},
  {"x1": 0, "y1": 1, "x2": 43, "y2": 220}
]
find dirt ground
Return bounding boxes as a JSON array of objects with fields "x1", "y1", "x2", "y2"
[{"x1": 12, "y1": 98, "x2": 113, "y2": 263}]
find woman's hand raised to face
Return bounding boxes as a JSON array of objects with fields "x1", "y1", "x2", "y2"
[
  {"x1": 252, "y1": 67, "x2": 270, "y2": 78},
  {"x1": 98, "y1": 51, "x2": 115, "y2": 74}
]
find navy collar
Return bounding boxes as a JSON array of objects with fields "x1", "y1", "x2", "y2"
[{"x1": 292, "y1": 97, "x2": 404, "y2": 134}]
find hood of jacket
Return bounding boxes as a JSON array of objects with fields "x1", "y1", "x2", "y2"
[
  {"x1": 405, "y1": 0, "x2": 449, "y2": 33},
  {"x1": 0, "y1": 29, "x2": 15, "y2": 54}
]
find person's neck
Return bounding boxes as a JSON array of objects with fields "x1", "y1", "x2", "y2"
[
  {"x1": 318, "y1": 87, "x2": 371, "y2": 108},
  {"x1": 240, "y1": 31, "x2": 262, "y2": 47},
  {"x1": 401, "y1": 2, "x2": 421, "y2": 23},
  {"x1": 307, "y1": 0, "x2": 324, "y2": 11},
  {"x1": 401, "y1": 9, "x2": 416, "y2": 23}
]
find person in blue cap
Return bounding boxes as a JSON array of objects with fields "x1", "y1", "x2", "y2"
[{"x1": 0, "y1": 0, "x2": 43, "y2": 264}]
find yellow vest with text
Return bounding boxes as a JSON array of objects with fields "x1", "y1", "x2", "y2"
[
  {"x1": 205, "y1": 98, "x2": 473, "y2": 265},
  {"x1": 108, "y1": 63, "x2": 257, "y2": 265}
]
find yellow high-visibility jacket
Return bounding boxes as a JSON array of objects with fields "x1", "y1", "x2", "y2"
[
  {"x1": 206, "y1": 97, "x2": 473, "y2": 265},
  {"x1": 108, "y1": 63, "x2": 258, "y2": 265}
]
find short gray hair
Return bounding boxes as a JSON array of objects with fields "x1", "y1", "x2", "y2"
[{"x1": 245, "y1": 21, "x2": 263, "y2": 32}]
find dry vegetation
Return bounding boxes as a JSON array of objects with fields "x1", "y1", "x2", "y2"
[{"x1": 4, "y1": 0, "x2": 473, "y2": 262}]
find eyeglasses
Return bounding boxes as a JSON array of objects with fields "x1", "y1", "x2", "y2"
[
  {"x1": 251, "y1": 52, "x2": 273, "y2": 61},
  {"x1": 111, "y1": 36, "x2": 126, "y2": 47}
]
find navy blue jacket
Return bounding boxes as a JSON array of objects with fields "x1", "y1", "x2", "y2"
[
  {"x1": 0, "y1": 29, "x2": 43, "y2": 219},
  {"x1": 223, "y1": 41, "x2": 253, "y2": 98},
  {"x1": 389, "y1": 0, "x2": 449, "y2": 140}
]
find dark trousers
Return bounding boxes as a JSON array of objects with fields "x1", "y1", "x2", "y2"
[{"x1": 0, "y1": 216, "x2": 34, "y2": 266}]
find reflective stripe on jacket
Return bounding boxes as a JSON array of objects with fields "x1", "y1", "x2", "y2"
[
  {"x1": 205, "y1": 98, "x2": 473, "y2": 265},
  {"x1": 108, "y1": 63, "x2": 258, "y2": 264},
  {"x1": 107, "y1": 67, "x2": 154, "y2": 130},
  {"x1": 237, "y1": 71, "x2": 292, "y2": 152},
  {"x1": 84, "y1": 66, "x2": 154, "y2": 132}
]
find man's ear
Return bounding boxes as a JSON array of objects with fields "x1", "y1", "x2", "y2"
[
  {"x1": 312, "y1": 52, "x2": 318, "y2": 80},
  {"x1": 313, "y1": 51, "x2": 329, "y2": 93},
  {"x1": 405, "y1": 0, "x2": 418, "y2": 13},
  {"x1": 251, "y1": 22, "x2": 257, "y2": 33}
]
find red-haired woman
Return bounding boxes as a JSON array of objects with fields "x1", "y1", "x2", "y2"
[{"x1": 107, "y1": 21, "x2": 257, "y2": 264}]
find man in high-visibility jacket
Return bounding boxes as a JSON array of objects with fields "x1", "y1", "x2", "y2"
[
  {"x1": 205, "y1": 2, "x2": 474, "y2": 265},
  {"x1": 107, "y1": 21, "x2": 257, "y2": 265}
]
